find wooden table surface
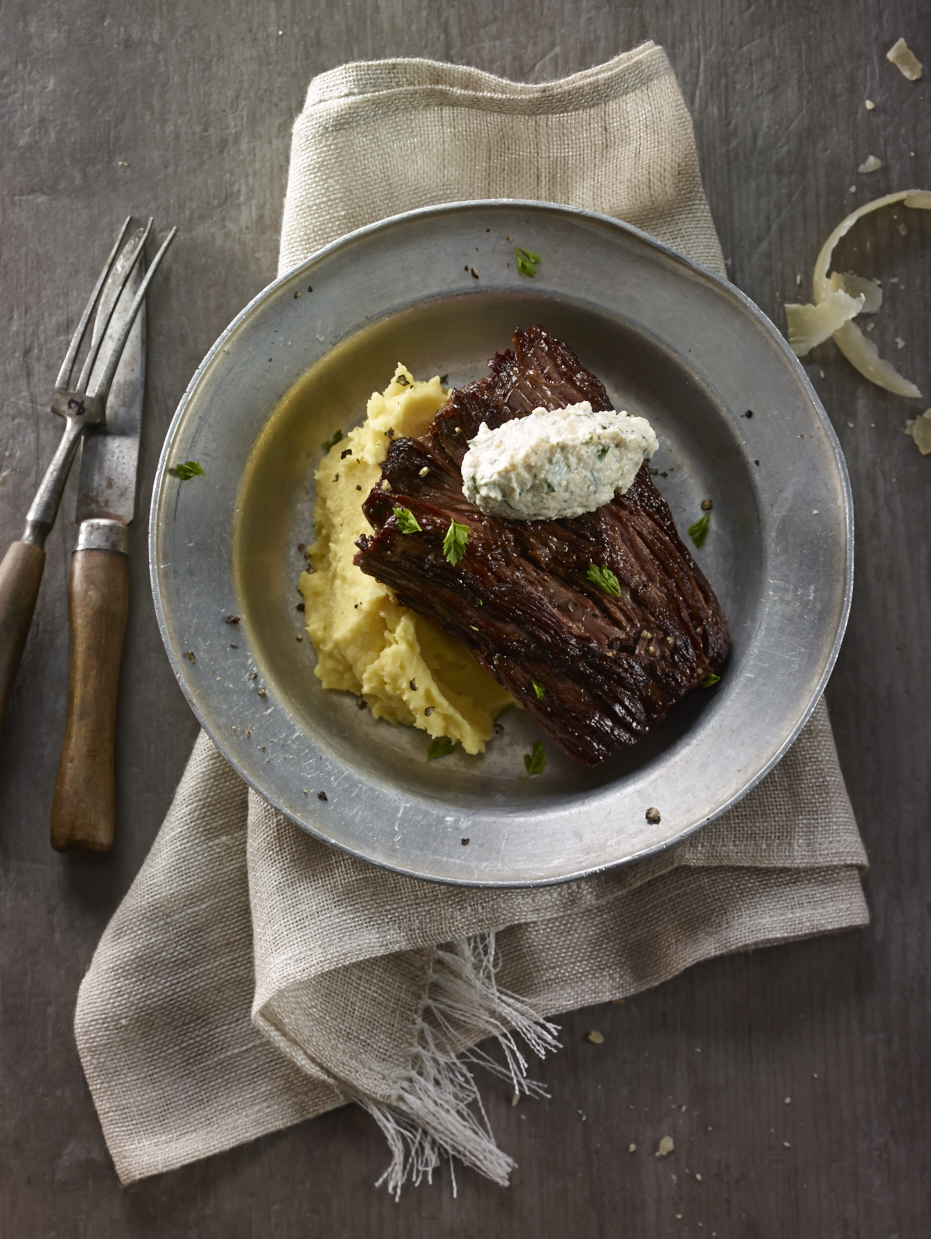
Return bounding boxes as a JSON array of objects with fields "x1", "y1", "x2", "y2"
[{"x1": 2, "y1": 2, "x2": 928, "y2": 1234}]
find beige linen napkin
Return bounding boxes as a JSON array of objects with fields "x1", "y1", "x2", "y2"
[{"x1": 75, "y1": 42, "x2": 868, "y2": 1193}]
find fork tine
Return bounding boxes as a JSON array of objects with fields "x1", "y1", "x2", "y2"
[
  {"x1": 54, "y1": 215, "x2": 132, "y2": 392},
  {"x1": 76, "y1": 217, "x2": 153, "y2": 393},
  {"x1": 88, "y1": 226, "x2": 178, "y2": 405}
]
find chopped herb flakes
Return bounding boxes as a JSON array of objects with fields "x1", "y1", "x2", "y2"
[
  {"x1": 427, "y1": 736, "x2": 456, "y2": 761},
  {"x1": 393, "y1": 506, "x2": 422, "y2": 534},
  {"x1": 169, "y1": 460, "x2": 205, "y2": 480},
  {"x1": 532, "y1": 680, "x2": 546, "y2": 699},
  {"x1": 700, "y1": 671, "x2": 721, "y2": 687},
  {"x1": 520, "y1": 741, "x2": 547, "y2": 780},
  {"x1": 443, "y1": 519, "x2": 469, "y2": 566},
  {"x1": 322, "y1": 429, "x2": 344, "y2": 454},
  {"x1": 688, "y1": 511, "x2": 711, "y2": 547},
  {"x1": 515, "y1": 247, "x2": 541, "y2": 277},
  {"x1": 586, "y1": 563, "x2": 621, "y2": 597}
]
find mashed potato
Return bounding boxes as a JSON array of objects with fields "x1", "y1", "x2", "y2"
[{"x1": 300, "y1": 365, "x2": 515, "y2": 754}]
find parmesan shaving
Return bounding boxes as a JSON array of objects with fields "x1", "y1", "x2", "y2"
[
  {"x1": 905, "y1": 410, "x2": 931, "y2": 455},
  {"x1": 785, "y1": 189, "x2": 931, "y2": 396},
  {"x1": 832, "y1": 320, "x2": 921, "y2": 398},
  {"x1": 829, "y1": 271, "x2": 883, "y2": 313},
  {"x1": 785, "y1": 290, "x2": 863, "y2": 355},
  {"x1": 886, "y1": 37, "x2": 923, "y2": 81}
]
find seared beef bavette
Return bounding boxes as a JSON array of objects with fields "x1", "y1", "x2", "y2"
[{"x1": 354, "y1": 327, "x2": 729, "y2": 765}]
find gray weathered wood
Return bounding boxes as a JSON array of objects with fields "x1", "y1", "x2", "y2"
[{"x1": 0, "y1": 0, "x2": 928, "y2": 1234}]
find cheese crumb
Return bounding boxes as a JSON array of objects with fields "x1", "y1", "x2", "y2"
[
  {"x1": 886, "y1": 37, "x2": 923, "y2": 80},
  {"x1": 587, "y1": 1029, "x2": 604, "y2": 1044},
  {"x1": 905, "y1": 409, "x2": 931, "y2": 454},
  {"x1": 656, "y1": 1135, "x2": 675, "y2": 1157},
  {"x1": 865, "y1": 98, "x2": 875, "y2": 110},
  {"x1": 858, "y1": 155, "x2": 882, "y2": 174}
]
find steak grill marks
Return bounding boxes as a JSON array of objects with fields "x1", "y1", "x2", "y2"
[{"x1": 354, "y1": 327, "x2": 730, "y2": 765}]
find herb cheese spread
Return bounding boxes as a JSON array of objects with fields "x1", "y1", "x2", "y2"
[{"x1": 460, "y1": 401, "x2": 658, "y2": 521}]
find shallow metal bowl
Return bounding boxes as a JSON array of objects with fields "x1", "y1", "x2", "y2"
[{"x1": 150, "y1": 201, "x2": 852, "y2": 887}]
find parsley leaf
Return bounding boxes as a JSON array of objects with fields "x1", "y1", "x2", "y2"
[
  {"x1": 688, "y1": 512, "x2": 711, "y2": 547},
  {"x1": 597, "y1": 445, "x2": 610, "y2": 461},
  {"x1": 322, "y1": 429, "x2": 344, "y2": 454},
  {"x1": 393, "y1": 506, "x2": 422, "y2": 534},
  {"x1": 427, "y1": 736, "x2": 456, "y2": 761},
  {"x1": 700, "y1": 671, "x2": 721, "y2": 688},
  {"x1": 520, "y1": 741, "x2": 547, "y2": 780},
  {"x1": 532, "y1": 680, "x2": 546, "y2": 699},
  {"x1": 168, "y1": 460, "x2": 205, "y2": 481},
  {"x1": 586, "y1": 563, "x2": 621, "y2": 597},
  {"x1": 443, "y1": 519, "x2": 469, "y2": 566},
  {"x1": 515, "y1": 247, "x2": 541, "y2": 277}
]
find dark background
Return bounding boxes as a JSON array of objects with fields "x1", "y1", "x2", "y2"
[{"x1": 1, "y1": 1, "x2": 928, "y2": 1234}]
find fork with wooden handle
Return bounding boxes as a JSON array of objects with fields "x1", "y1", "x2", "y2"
[{"x1": 0, "y1": 217, "x2": 175, "y2": 850}]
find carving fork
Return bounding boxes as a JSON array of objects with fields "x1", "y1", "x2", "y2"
[{"x1": 0, "y1": 218, "x2": 175, "y2": 746}]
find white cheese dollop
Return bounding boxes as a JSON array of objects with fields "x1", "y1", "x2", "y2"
[{"x1": 460, "y1": 402, "x2": 658, "y2": 521}]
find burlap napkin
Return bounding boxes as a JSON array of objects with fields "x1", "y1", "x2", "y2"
[{"x1": 75, "y1": 42, "x2": 868, "y2": 1193}]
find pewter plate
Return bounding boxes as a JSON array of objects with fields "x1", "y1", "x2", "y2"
[{"x1": 150, "y1": 201, "x2": 852, "y2": 887}]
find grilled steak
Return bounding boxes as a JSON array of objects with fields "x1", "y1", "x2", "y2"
[{"x1": 354, "y1": 327, "x2": 730, "y2": 765}]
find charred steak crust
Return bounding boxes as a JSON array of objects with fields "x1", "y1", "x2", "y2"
[{"x1": 354, "y1": 327, "x2": 730, "y2": 765}]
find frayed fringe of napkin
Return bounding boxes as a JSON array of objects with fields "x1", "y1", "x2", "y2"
[{"x1": 359, "y1": 932, "x2": 560, "y2": 1198}]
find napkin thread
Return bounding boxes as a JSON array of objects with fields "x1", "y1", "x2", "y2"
[
  {"x1": 75, "y1": 43, "x2": 868, "y2": 1194},
  {"x1": 358, "y1": 934, "x2": 561, "y2": 1195}
]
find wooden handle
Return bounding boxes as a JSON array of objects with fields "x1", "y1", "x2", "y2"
[
  {"x1": 0, "y1": 540, "x2": 46, "y2": 729},
  {"x1": 50, "y1": 548, "x2": 130, "y2": 853}
]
